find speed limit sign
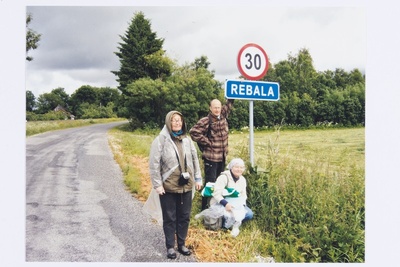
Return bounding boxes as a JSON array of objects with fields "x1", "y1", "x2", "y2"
[{"x1": 237, "y1": 43, "x2": 269, "y2": 80}]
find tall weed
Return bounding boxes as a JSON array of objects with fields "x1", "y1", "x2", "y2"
[{"x1": 245, "y1": 130, "x2": 365, "y2": 262}]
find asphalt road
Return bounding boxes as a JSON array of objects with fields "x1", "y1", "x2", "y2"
[{"x1": 25, "y1": 122, "x2": 197, "y2": 262}]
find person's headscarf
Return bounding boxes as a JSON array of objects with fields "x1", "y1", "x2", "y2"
[
  {"x1": 164, "y1": 110, "x2": 186, "y2": 138},
  {"x1": 227, "y1": 158, "x2": 245, "y2": 170}
]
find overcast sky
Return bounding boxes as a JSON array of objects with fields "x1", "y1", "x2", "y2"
[{"x1": 25, "y1": 6, "x2": 366, "y2": 97}]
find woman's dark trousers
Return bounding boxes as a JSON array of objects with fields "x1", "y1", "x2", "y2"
[{"x1": 160, "y1": 191, "x2": 192, "y2": 249}]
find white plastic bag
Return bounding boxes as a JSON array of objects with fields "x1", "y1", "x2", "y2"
[
  {"x1": 223, "y1": 197, "x2": 246, "y2": 236},
  {"x1": 195, "y1": 204, "x2": 225, "y2": 220},
  {"x1": 225, "y1": 196, "x2": 246, "y2": 221},
  {"x1": 195, "y1": 204, "x2": 225, "y2": 230},
  {"x1": 142, "y1": 188, "x2": 163, "y2": 225},
  {"x1": 195, "y1": 197, "x2": 247, "y2": 235}
]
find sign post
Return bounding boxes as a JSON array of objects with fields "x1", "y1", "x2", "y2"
[
  {"x1": 226, "y1": 43, "x2": 279, "y2": 167},
  {"x1": 225, "y1": 79, "x2": 280, "y2": 167}
]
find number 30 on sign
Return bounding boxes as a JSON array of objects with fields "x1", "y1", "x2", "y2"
[{"x1": 237, "y1": 43, "x2": 269, "y2": 80}]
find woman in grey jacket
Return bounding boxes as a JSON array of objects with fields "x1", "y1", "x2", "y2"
[{"x1": 149, "y1": 110, "x2": 202, "y2": 259}]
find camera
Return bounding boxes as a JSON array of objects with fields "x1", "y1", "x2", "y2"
[{"x1": 179, "y1": 172, "x2": 190, "y2": 185}]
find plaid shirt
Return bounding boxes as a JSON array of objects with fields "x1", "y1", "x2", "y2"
[{"x1": 189, "y1": 99, "x2": 234, "y2": 162}]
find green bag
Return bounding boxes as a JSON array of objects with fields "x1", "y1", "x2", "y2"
[
  {"x1": 223, "y1": 187, "x2": 240, "y2": 197},
  {"x1": 201, "y1": 182, "x2": 240, "y2": 198},
  {"x1": 201, "y1": 182, "x2": 215, "y2": 197}
]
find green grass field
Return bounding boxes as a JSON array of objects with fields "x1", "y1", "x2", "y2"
[{"x1": 229, "y1": 128, "x2": 364, "y2": 171}]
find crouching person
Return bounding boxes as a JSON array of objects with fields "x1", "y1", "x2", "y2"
[{"x1": 210, "y1": 158, "x2": 253, "y2": 236}]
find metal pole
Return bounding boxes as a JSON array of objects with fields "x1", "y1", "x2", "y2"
[{"x1": 249, "y1": 100, "x2": 254, "y2": 167}]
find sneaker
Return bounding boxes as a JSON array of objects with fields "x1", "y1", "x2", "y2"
[{"x1": 231, "y1": 227, "x2": 240, "y2": 237}]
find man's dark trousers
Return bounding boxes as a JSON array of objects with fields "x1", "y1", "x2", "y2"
[{"x1": 201, "y1": 159, "x2": 225, "y2": 210}]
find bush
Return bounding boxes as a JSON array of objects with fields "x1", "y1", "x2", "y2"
[
  {"x1": 26, "y1": 111, "x2": 39, "y2": 121},
  {"x1": 78, "y1": 103, "x2": 117, "y2": 119},
  {"x1": 26, "y1": 111, "x2": 68, "y2": 121}
]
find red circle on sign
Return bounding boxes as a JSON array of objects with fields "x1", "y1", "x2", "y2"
[{"x1": 237, "y1": 43, "x2": 269, "y2": 80}]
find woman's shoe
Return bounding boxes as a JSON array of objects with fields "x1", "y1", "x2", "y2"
[
  {"x1": 167, "y1": 248, "x2": 177, "y2": 259},
  {"x1": 178, "y1": 245, "x2": 191, "y2": 256},
  {"x1": 231, "y1": 227, "x2": 240, "y2": 237}
]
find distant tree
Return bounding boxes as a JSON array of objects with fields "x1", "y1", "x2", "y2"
[
  {"x1": 316, "y1": 97, "x2": 337, "y2": 123},
  {"x1": 262, "y1": 63, "x2": 278, "y2": 82},
  {"x1": 26, "y1": 13, "x2": 41, "y2": 61},
  {"x1": 35, "y1": 88, "x2": 70, "y2": 114},
  {"x1": 122, "y1": 58, "x2": 222, "y2": 129},
  {"x1": 70, "y1": 85, "x2": 97, "y2": 103},
  {"x1": 97, "y1": 87, "x2": 121, "y2": 107},
  {"x1": 291, "y1": 48, "x2": 318, "y2": 98},
  {"x1": 143, "y1": 49, "x2": 174, "y2": 81},
  {"x1": 297, "y1": 93, "x2": 316, "y2": 126},
  {"x1": 284, "y1": 92, "x2": 301, "y2": 125},
  {"x1": 314, "y1": 71, "x2": 337, "y2": 100},
  {"x1": 123, "y1": 78, "x2": 166, "y2": 128},
  {"x1": 36, "y1": 93, "x2": 64, "y2": 114},
  {"x1": 348, "y1": 69, "x2": 365, "y2": 86},
  {"x1": 26, "y1": 90, "x2": 36, "y2": 111},
  {"x1": 193, "y1": 55, "x2": 211, "y2": 70},
  {"x1": 274, "y1": 60, "x2": 297, "y2": 96},
  {"x1": 274, "y1": 48, "x2": 318, "y2": 98},
  {"x1": 70, "y1": 85, "x2": 98, "y2": 116},
  {"x1": 263, "y1": 48, "x2": 365, "y2": 127},
  {"x1": 51, "y1": 88, "x2": 70, "y2": 109},
  {"x1": 166, "y1": 61, "x2": 222, "y2": 127},
  {"x1": 229, "y1": 100, "x2": 249, "y2": 129},
  {"x1": 78, "y1": 102, "x2": 116, "y2": 119},
  {"x1": 253, "y1": 100, "x2": 285, "y2": 128},
  {"x1": 333, "y1": 68, "x2": 350, "y2": 89},
  {"x1": 343, "y1": 82, "x2": 365, "y2": 125},
  {"x1": 69, "y1": 85, "x2": 120, "y2": 119},
  {"x1": 111, "y1": 12, "x2": 170, "y2": 93}
]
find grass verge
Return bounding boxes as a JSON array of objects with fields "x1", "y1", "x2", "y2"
[{"x1": 26, "y1": 118, "x2": 126, "y2": 136}]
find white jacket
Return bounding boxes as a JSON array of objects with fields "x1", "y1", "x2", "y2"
[{"x1": 210, "y1": 170, "x2": 247, "y2": 206}]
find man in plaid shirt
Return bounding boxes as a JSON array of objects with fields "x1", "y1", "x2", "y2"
[{"x1": 189, "y1": 98, "x2": 234, "y2": 210}]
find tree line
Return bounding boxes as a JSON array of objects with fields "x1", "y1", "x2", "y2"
[{"x1": 26, "y1": 11, "x2": 365, "y2": 129}]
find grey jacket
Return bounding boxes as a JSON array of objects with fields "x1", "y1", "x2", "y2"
[{"x1": 149, "y1": 111, "x2": 202, "y2": 193}]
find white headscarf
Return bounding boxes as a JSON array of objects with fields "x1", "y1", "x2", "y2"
[{"x1": 227, "y1": 158, "x2": 245, "y2": 170}]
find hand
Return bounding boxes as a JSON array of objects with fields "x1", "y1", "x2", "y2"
[
  {"x1": 195, "y1": 182, "x2": 203, "y2": 191},
  {"x1": 225, "y1": 203, "x2": 233, "y2": 212},
  {"x1": 155, "y1": 186, "x2": 165, "y2": 195}
]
